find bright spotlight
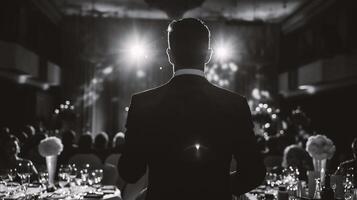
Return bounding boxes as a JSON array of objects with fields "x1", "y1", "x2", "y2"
[
  {"x1": 123, "y1": 36, "x2": 150, "y2": 64},
  {"x1": 129, "y1": 43, "x2": 148, "y2": 59},
  {"x1": 103, "y1": 66, "x2": 113, "y2": 75},
  {"x1": 215, "y1": 46, "x2": 230, "y2": 61},
  {"x1": 214, "y1": 40, "x2": 235, "y2": 62}
]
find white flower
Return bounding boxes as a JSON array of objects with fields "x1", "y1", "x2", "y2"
[
  {"x1": 38, "y1": 137, "x2": 63, "y2": 157},
  {"x1": 306, "y1": 135, "x2": 336, "y2": 160}
]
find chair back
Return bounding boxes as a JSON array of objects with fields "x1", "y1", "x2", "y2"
[
  {"x1": 122, "y1": 170, "x2": 148, "y2": 200},
  {"x1": 105, "y1": 154, "x2": 121, "y2": 167},
  {"x1": 264, "y1": 155, "x2": 282, "y2": 171},
  {"x1": 102, "y1": 163, "x2": 119, "y2": 185}
]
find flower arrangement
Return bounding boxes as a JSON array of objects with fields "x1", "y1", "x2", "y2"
[
  {"x1": 306, "y1": 134, "x2": 335, "y2": 160},
  {"x1": 38, "y1": 136, "x2": 63, "y2": 157}
]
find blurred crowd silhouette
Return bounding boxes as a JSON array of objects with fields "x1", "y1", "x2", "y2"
[{"x1": 0, "y1": 125, "x2": 125, "y2": 176}]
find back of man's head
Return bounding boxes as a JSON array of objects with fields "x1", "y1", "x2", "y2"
[{"x1": 167, "y1": 18, "x2": 211, "y2": 69}]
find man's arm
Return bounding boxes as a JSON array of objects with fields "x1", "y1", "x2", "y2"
[
  {"x1": 230, "y1": 98, "x2": 266, "y2": 196},
  {"x1": 118, "y1": 95, "x2": 147, "y2": 183}
]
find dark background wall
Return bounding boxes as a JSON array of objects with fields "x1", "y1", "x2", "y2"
[
  {"x1": 279, "y1": 0, "x2": 357, "y2": 164},
  {"x1": 0, "y1": 0, "x2": 61, "y2": 130}
]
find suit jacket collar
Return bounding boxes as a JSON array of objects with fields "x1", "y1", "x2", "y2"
[
  {"x1": 174, "y1": 69, "x2": 205, "y2": 78},
  {"x1": 168, "y1": 73, "x2": 209, "y2": 87}
]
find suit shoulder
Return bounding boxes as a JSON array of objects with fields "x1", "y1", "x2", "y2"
[
  {"x1": 210, "y1": 84, "x2": 247, "y2": 102},
  {"x1": 131, "y1": 83, "x2": 168, "y2": 102}
]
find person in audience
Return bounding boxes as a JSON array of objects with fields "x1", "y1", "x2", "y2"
[
  {"x1": 23, "y1": 125, "x2": 36, "y2": 138},
  {"x1": 15, "y1": 131, "x2": 29, "y2": 146},
  {"x1": 281, "y1": 144, "x2": 313, "y2": 180},
  {"x1": 23, "y1": 133, "x2": 47, "y2": 169},
  {"x1": 94, "y1": 132, "x2": 110, "y2": 162},
  {"x1": 77, "y1": 133, "x2": 93, "y2": 154},
  {"x1": 0, "y1": 127, "x2": 10, "y2": 137},
  {"x1": 58, "y1": 130, "x2": 78, "y2": 165},
  {"x1": 21, "y1": 125, "x2": 37, "y2": 157},
  {"x1": 335, "y1": 138, "x2": 357, "y2": 185},
  {"x1": 112, "y1": 132, "x2": 125, "y2": 153},
  {"x1": 0, "y1": 134, "x2": 38, "y2": 177}
]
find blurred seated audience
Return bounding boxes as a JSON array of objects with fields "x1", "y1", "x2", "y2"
[
  {"x1": 94, "y1": 132, "x2": 110, "y2": 162},
  {"x1": 281, "y1": 144, "x2": 313, "y2": 180},
  {"x1": 58, "y1": 130, "x2": 78, "y2": 165},
  {"x1": 0, "y1": 134, "x2": 38, "y2": 178},
  {"x1": 77, "y1": 133, "x2": 93, "y2": 154},
  {"x1": 335, "y1": 138, "x2": 357, "y2": 185}
]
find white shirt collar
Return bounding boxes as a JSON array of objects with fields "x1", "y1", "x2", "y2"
[{"x1": 174, "y1": 68, "x2": 205, "y2": 78}]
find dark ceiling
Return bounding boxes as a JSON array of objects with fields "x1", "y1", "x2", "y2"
[{"x1": 52, "y1": 0, "x2": 311, "y2": 22}]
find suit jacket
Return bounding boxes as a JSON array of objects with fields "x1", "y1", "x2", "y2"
[{"x1": 118, "y1": 74, "x2": 266, "y2": 200}]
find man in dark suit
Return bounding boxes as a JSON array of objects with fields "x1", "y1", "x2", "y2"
[{"x1": 118, "y1": 18, "x2": 266, "y2": 200}]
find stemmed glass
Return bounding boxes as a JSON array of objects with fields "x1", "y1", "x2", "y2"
[
  {"x1": 80, "y1": 164, "x2": 91, "y2": 185},
  {"x1": 343, "y1": 167, "x2": 355, "y2": 200},
  {"x1": 68, "y1": 164, "x2": 78, "y2": 186},
  {"x1": 38, "y1": 172, "x2": 48, "y2": 188},
  {"x1": 58, "y1": 165, "x2": 70, "y2": 189},
  {"x1": 7, "y1": 168, "x2": 17, "y2": 182},
  {"x1": 16, "y1": 162, "x2": 32, "y2": 195},
  {"x1": 265, "y1": 172, "x2": 277, "y2": 187},
  {"x1": 93, "y1": 169, "x2": 103, "y2": 185},
  {"x1": 80, "y1": 169, "x2": 89, "y2": 185}
]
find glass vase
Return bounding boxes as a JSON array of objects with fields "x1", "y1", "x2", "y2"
[{"x1": 46, "y1": 155, "x2": 57, "y2": 187}]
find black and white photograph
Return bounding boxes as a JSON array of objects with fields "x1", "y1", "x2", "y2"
[{"x1": 0, "y1": 0, "x2": 356, "y2": 200}]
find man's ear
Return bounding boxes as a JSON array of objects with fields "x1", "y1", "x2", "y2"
[
  {"x1": 205, "y1": 48, "x2": 213, "y2": 64},
  {"x1": 166, "y1": 48, "x2": 174, "y2": 65}
]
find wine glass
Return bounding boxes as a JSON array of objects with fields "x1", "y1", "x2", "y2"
[
  {"x1": 93, "y1": 169, "x2": 103, "y2": 185},
  {"x1": 58, "y1": 166, "x2": 70, "y2": 189},
  {"x1": 87, "y1": 170, "x2": 96, "y2": 186},
  {"x1": 38, "y1": 172, "x2": 48, "y2": 187},
  {"x1": 68, "y1": 164, "x2": 78, "y2": 185},
  {"x1": 58, "y1": 173, "x2": 69, "y2": 189},
  {"x1": 16, "y1": 162, "x2": 32, "y2": 197},
  {"x1": 79, "y1": 163, "x2": 92, "y2": 185},
  {"x1": 343, "y1": 167, "x2": 355, "y2": 200},
  {"x1": 17, "y1": 162, "x2": 31, "y2": 182},
  {"x1": 80, "y1": 169, "x2": 89, "y2": 185},
  {"x1": 7, "y1": 169, "x2": 17, "y2": 182},
  {"x1": 265, "y1": 172, "x2": 276, "y2": 187}
]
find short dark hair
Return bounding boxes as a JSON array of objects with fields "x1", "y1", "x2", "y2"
[
  {"x1": 78, "y1": 134, "x2": 93, "y2": 150},
  {"x1": 94, "y1": 132, "x2": 109, "y2": 149},
  {"x1": 168, "y1": 18, "x2": 210, "y2": 67}
]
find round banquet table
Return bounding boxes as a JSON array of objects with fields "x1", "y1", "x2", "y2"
[{"x1": 0, "y1": 183, "x2": 121, "y2": 200}]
